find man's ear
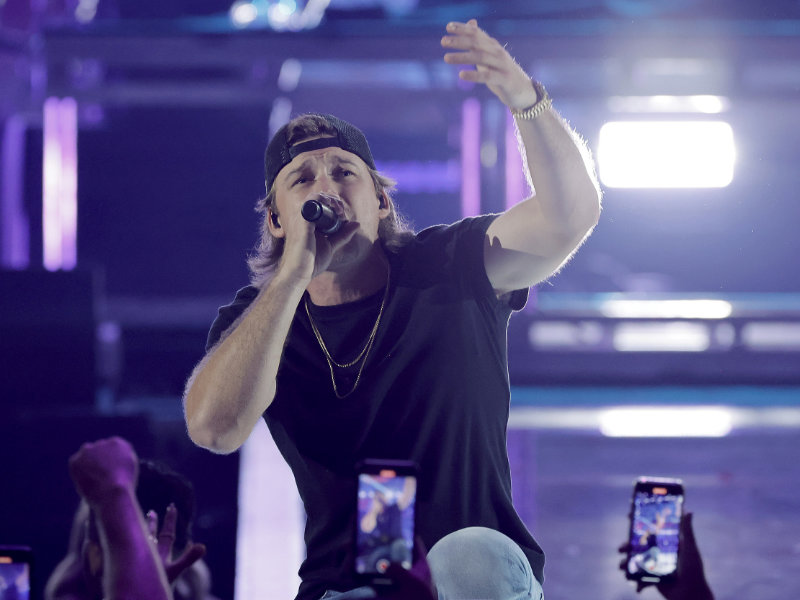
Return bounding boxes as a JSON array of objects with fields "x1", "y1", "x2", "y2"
[
  {"x1": 377, "y1": 192, "x2": 391, "y2": 218},
  {"x1": 267, "y1": 209, "x2": 285, "y2": 238}
]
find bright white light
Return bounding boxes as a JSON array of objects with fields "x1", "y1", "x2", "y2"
[
  {"x1": 43, "y1": 97, "x2": 78, "y2": 272},
  {"x1": 230, "y1": 1, "x2": 259, "y2": 26},
  {"x1": 607, "y1": 95, "x2": 729, "y2": 114},
  {"x1": 598, "y1": 121, "x2": 735, "y2": 188},
  {"x1": 692, "y1": 95, "x2": 727, "y2": 114},
  {"x1": 268, "y1": 0, "x2": 297, "y2": 29},
  {"x1": 236, "y1": 421, "x2": 302, "y2": 599},
  {"x1": 600, "y1": 299, "x2": 732, "y2": 320},
  {"x1": 599, "y1": 407, "x2": 733, "y2": 437},
  {"x1": 75, "y1": 0, "x2": 98, "y2": 23},
  {"x1": 529, "y1": 321, "x2": 604, "y2": 349},
  {"x1": 613, "y1": 322, "x2": 710, "y2": 352},
  {"x1": 277, "y1": 59, "x2": 302, "y2": 92},
  {"x1": 742, "y1": 322, "x2": 800, "y2": 350}
]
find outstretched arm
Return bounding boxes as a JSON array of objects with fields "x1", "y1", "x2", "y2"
[
  {"x1": 442, "y1": 19, "x2": 601, "y2": 293},
  {"x1": 183, "y1": 180, "x2": 362, "y2": 454},
  {"x1": 68, "y1": 437, "x2": 173, "y2": 600}
]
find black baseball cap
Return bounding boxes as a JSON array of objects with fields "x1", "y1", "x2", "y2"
[{"x1": 264, "y1": 113, "x2": 376, "y2": 192}]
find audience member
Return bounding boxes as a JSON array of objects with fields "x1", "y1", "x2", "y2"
[
  {"x1": 48, "y1": 438, "x2": 205, "y2": 600},
  {"x1": 620, "y1": 512, "x2": 715, "y2": 600}
]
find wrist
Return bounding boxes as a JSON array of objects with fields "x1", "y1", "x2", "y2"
[
  {"x1": 271, "y1": 263, "x2": 313, "y2": 292},
  {"x1": 510, "y1": 80, "x2": 552, "y2": 121},
  {"x1": 508, "y1": 78, "x2": 540, "y2": 111},
  {"x1": 85, "y1": 483, "x2": 135, "y2": 515}
]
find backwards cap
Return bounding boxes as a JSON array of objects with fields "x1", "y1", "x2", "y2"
[{"x1": 264, "y1": 113, "x2": 376, "y2": 192}]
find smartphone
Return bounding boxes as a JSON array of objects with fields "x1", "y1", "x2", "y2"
[
  {"x1": 0, "y1": 546, "x2": 33, "y2": 600},
  {"x1": 625, "y1": 477, "x2": 684, "y2": 584},
  {"x1": 354, "y1": 459, "x2": 417, "y2": 586}
]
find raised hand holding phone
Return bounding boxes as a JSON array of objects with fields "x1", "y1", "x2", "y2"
[
  {"x1": 625, "y1": 477, "x2": 685, "y2": 584},
  {"x1": 354, "y1": 460, "x2": 418, "y2": 587},
  {"x1": 619, "y1": 477, "x2": 715, "y2": 600}
]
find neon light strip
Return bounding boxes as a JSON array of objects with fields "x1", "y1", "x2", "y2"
[
  {"x1": 1, "y1": 114, "x2": 30, "y2": 268},
  {"x1": 460, "y1": 98, "x2": 481, "y2": 217},
  {"x1": 599, "y1": 407, "x2": 733, "y2": 437},
  {"x1": 59, "y1": 98, "x2": 78, "y2": 270},
  {"x1": 236, "y1": 421, "x2": 303, "y2": 599},
  {"x1": 505, "y1": 111, "x2": 525, "y2": 210},
  {"x1": 42, "y1": 97, "x2": 78, "y2": 271},
  {"x1": 43, "y1": 98, "x2": 61, "y2": 270}
]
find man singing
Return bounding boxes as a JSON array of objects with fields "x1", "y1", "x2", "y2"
[{"x1": 184, "y1": 19, "x2": 601, "y2": 600}]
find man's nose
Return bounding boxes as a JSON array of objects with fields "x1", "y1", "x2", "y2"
[{"x1": 313, "y1": 173, "x2": 339, "y2": 196}]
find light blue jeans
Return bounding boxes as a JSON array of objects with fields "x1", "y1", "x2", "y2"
[{"x1": 320, "y1": 527, "x2": 543, "y2": 600}]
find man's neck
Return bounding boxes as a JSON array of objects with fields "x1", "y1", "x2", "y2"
[{"x1": 307, "y1": 246, "x2": 389, "y2": 306}]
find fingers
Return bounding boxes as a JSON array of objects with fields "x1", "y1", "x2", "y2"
[
  {"x1": 320, "y1": 221, "x2": 360, "y2": 263},
  {"x1": 440, "y1": 18, "x2": 534, "y2": 108},
  {"x1": 146, "y1": 509, "x2": 159, "y2": 539},
  {"x1": 680, "y1": 512, "x2": 698, "y2": 551},
  {"x1": 165, "y1": 543, "x2": 207, "y2": 583},
  {"x1": 441, "y1": 20, "x2": 506, "y2": 69},
  {"x1": 156, "y1": 503, "x2": 178, "y2": 560}
]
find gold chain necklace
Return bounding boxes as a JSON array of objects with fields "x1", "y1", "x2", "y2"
[{"x1": 304, "y1": 265, "x2": 390, "y2": 399}]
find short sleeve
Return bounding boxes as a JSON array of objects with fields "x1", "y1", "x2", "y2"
[
  {"x1": 447, "y1": 215, "x2": 530, "y2": 312},
  {"x1": 205, "y1": 285, "x2": 259, "y2": 352}
]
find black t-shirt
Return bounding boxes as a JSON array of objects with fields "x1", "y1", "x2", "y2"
[{"x1": 207, "y1": 215, "x2": 545, "y2": 600}]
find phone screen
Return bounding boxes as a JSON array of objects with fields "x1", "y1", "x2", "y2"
[
  {"x1": 0, "y1": 548, "x2": 32, "y2": 600},
  {"x1": 355, "y1": 466, "x2": 416, "y2": 579},
  {"x1": 626, "y1": 480, "x2": 684, "y2": 581}
]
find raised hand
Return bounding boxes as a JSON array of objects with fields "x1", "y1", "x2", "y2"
[
  {"x1": 145, "y1": 504, "x2": 207, "y2": 584},
  {"x1": 68, "y1": 437, "x2": 139, "y2": 507},
  {"x1": 619, "y1": 512, "x2": 714, "y2": 600},
  {"x1": 441, "y1": 19, "x2": 539, "y2": 111},
  {"x1": 376, "y1": 536, "x2": 436, "y2": 600}
]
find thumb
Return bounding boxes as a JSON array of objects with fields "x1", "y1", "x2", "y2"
[{"x1": 165, "y1": 543, "x2": 207, "y2": 583}]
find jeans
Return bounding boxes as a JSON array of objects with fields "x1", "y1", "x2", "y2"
[{"x1": 319, "y1": 527, "x2": 543, "y2": 600}]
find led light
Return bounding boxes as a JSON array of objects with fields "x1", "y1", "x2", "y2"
[
  {"x1": 607, "y1": 95, "x2": 729, "y2": 114},
  {"x1": 598, "y1": 121, "x2": 735, "y2": 188},
  {"x1": 230, "y1": 0, "x2": 259, "y2": 27},
  {"x1": 43, "y1": 97, "x2": 78, "y2": 271},
  {"x1": 277, "y1": 58, "x2": 302, "y2": 92},
  {"x1": 1, "y1": 114, "x2": 29, "y2": 268},
  {"x1": 599, "y1": 407, "x2": 733, "y2": 437},
  {"x1": 613, "y1": 322, "x2": 710, "y2": 352},
  {"x1": 742, "y1": 322, "x2": 800, "y2": 350},
  {"x1": 461, "y1": 98, "x2": 481, "y2": 217},
  {"x1": 267, "y1": 0, "x2": 297, "y2": 29},
  {"x1": 528, "y1": 321, "x2": 604, "y2": 349},
  {"x1": 600, "y1": 299, "x2": 732, "y2": 319},
  {"x1": 236, "y1": 421, "x2": 302, "y2": 599},
  {"x1": 75, "y1": 0, "x2": 99, "y2": 23}
]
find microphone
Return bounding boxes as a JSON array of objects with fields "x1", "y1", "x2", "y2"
[{"x1": 301, "y1": 199, "x2": 343, "y2": 235}]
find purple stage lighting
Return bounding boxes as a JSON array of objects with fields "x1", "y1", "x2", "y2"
[
  {"x1": 460, "y1": 98, "x2": 480, "y2": 218},
  {"x1": 43, "y1": 97, "x2": 78, "y2": 271}
]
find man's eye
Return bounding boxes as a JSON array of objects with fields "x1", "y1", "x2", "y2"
[{"x1": 293, "y1": 177, "x2": 309, "y2": 186}]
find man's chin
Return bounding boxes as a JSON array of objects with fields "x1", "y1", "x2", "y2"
[{"x1": 328, "y1": 234, "x2": 374, "y2": 269}]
